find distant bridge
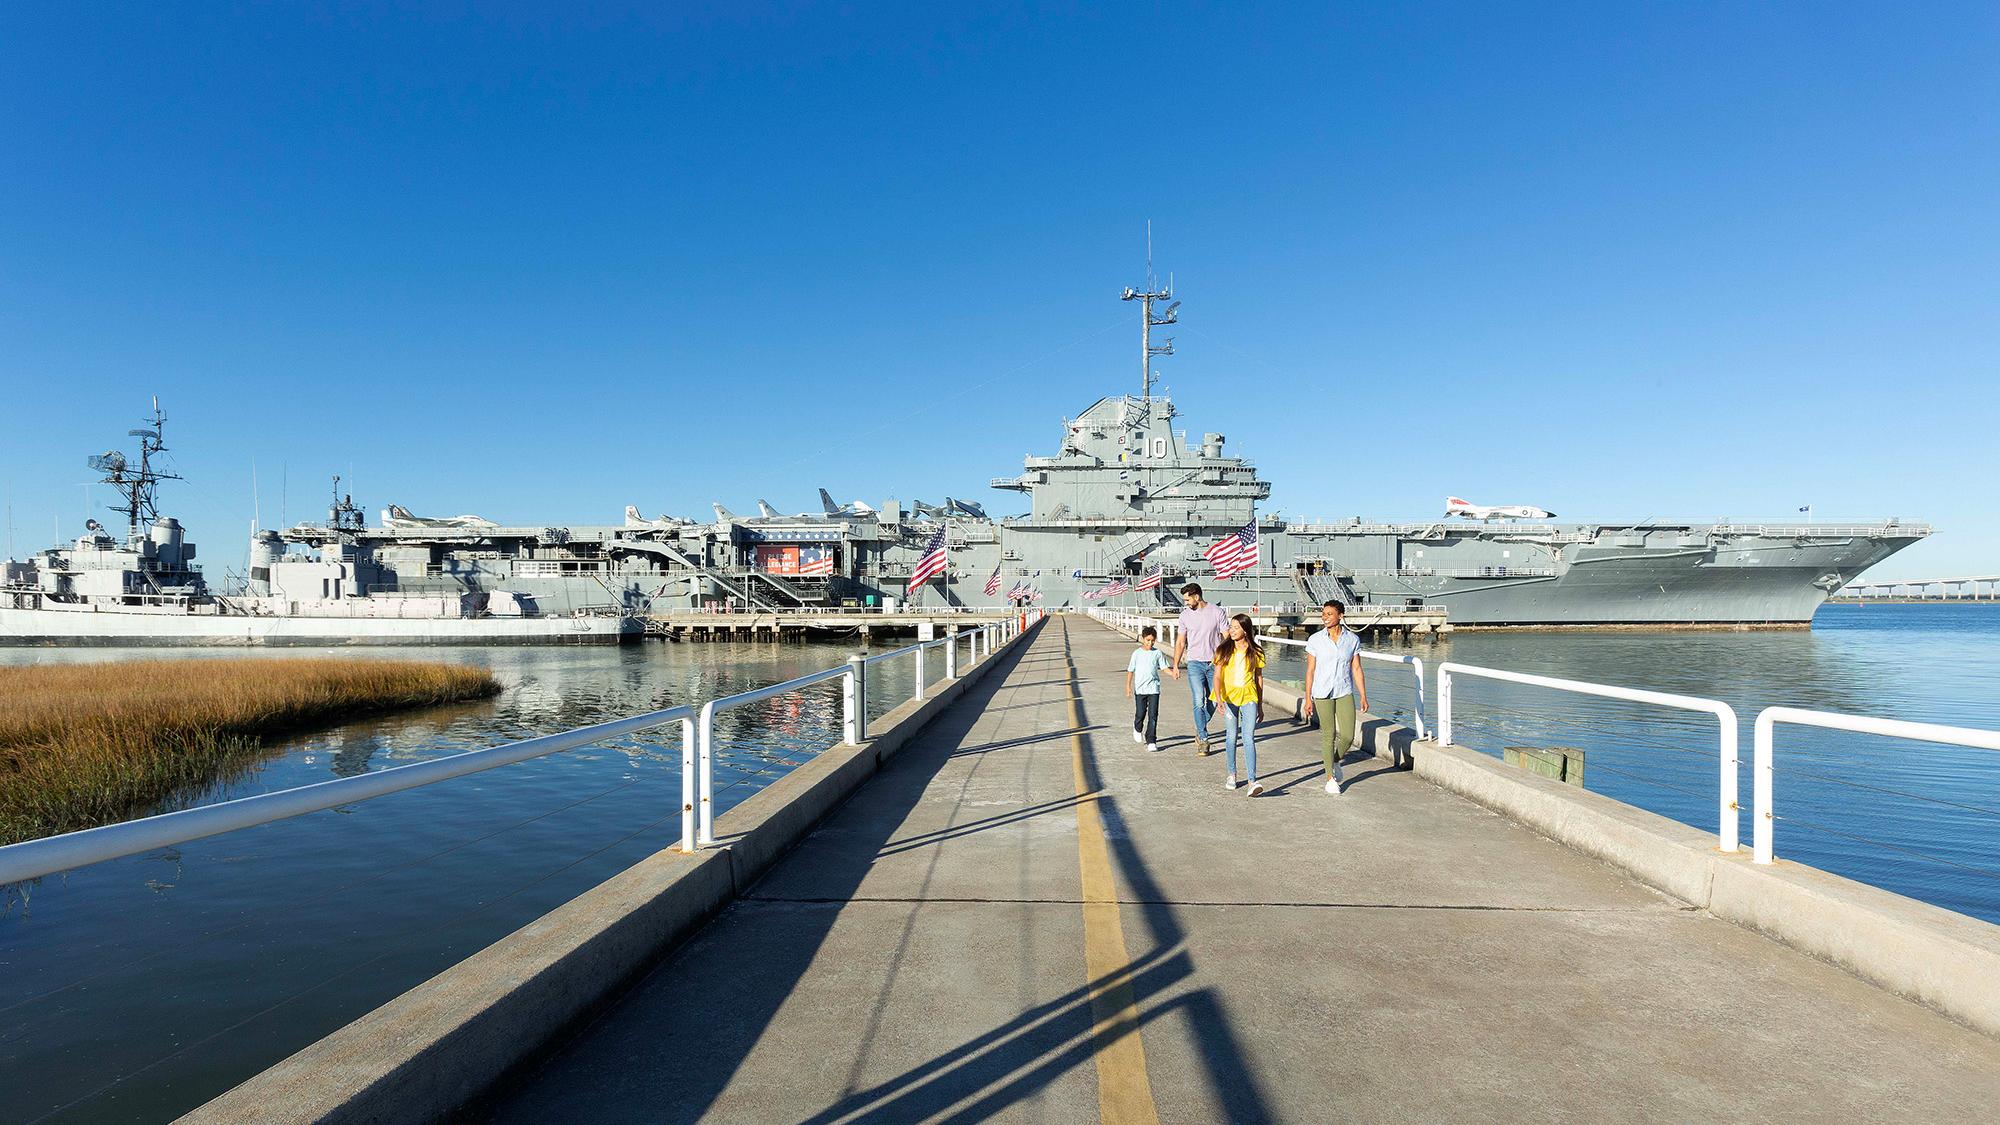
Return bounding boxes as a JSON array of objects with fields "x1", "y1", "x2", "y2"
[{"x1": 1837, "y1": 576, "x2": 2000, "y2": 601}]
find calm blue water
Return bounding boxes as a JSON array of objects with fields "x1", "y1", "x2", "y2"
[
  {"x1": 1265, "y1": 603, "x2": 2000, "y2": 926},
  {"x1": 0, "y1": 638, "x2": 944, "y2": 1125}
]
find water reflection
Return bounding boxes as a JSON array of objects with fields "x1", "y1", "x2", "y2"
[{"x1": 0, "y1": 638, "x2": 918, "y2": 1125}]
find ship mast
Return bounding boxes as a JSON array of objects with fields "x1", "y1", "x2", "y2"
[
  {"x1": 1120, "y1": 223, "x2": 1178, "y2": 399},
  {"x1": 87, "y1": 397, "x2": 181, "y2": 540}
]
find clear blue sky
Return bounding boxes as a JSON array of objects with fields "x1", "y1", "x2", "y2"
[{"x1": 2, "y1": 3, "x2": 1993, "y2": 580}]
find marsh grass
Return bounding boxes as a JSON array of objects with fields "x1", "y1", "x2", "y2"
[{"x1": 0, "y1": 658, "x2": 502, "y2": 845}]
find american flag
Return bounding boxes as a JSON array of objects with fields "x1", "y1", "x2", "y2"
[
  {"x1": 1135, "y1": 567, "x2": 1163, "y2": 591},
  {"x1": 907, "y1": 526, "x2": 949, "y2": 595},
  {"x1": 1101, "y1": 578, "x2": 1129, "y2": 597},
  {"x1": 1082, "y1": 588, "x2": 1103, "y2": 602},
  {"x1": 799, "y1": 547, "x2": 834, "y2": 576},
  {"x1": 1204, "y1": 519, "x2": 1259, "y2": 580},
  {"x1": 984, "y1": 565, "x2": 1002, "y2": 597},
  {"x1": 1029, "y1": 587, "x2": 1044, "y2": 602}
]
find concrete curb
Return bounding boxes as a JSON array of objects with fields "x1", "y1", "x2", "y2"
[
  {"x1": 181, "y1": 619, "x2": 1047, "y2": 1125},
  {"x1": 1395, "y1": 735, "x2": 2000, "y2": 1040}
]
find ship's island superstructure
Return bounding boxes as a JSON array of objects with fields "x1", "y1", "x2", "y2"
[{"x1": 244, "y1": 284, "x2": 1929, "y2": 629}]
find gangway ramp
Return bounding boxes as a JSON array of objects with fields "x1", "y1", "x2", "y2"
[{"x1": 486, "y1": 617, "x2": 2000, "y2": 1122}]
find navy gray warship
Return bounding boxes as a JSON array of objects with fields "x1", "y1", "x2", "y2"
[
  {"x1": 0, "y1": 403, "x2": 637, "y2": 645},
  {"x1": 249, "y1": 283, "x2": 1928, "y2": 628}
]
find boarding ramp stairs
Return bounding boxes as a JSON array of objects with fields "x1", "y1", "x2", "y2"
[
  {"x1": 741, "y1": 570, "x2": 831, "y2": 607},
  {"x1": 1296, "y1": 570, "x2": 1362, "y2": 608},
  {"x1": 610, "y1": 536, "x2": 785, "y2": 610}
]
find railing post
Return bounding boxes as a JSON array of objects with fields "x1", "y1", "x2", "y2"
[
  {"x1": 914, "y1": 642, "x2": 927, "y2": 702},
  {"x1": 845, "y1": 654, "x2": 867, "y2": 745},
  {"x1": 1410, "y1": 656, "x2": 1428, "y2": 741},
  {"x1": 679, "y1": 716, "x2": 697, "y2": 852},
  {"x1": 945, "y1": 626, "x2": 958, "y2": 679},
  {"x1": 1719, "y1": 712, "x2": 1740, "y2": 854},
  {"x1": 1753, "y1": 711, "x2": 1774, "y2": 864},
  {"x1": 1437, "y1": 665, "x2": 1454, "y2": 746},
  {"x1": 697, "y1": 702, "x2": 717, "y2": 846}
]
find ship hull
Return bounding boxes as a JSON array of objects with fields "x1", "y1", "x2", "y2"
[{"x1": 0, "y1": 603, "x2": 637, "y2": 646}]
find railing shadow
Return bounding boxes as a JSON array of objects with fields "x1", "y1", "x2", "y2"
[{"x1": 489, "y1": 617, "x2": 1272, "y2": 1122}]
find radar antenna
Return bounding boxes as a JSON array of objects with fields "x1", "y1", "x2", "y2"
[
  {"x1": 328, "y1": 475, "x2": 365, "y2": 533},
  {"x1": 87, "y1": 396, "x2": 181, "y2": 539},
  {"x1": 1119, "y1": 221, "x2": 1177, "y2": 399}
]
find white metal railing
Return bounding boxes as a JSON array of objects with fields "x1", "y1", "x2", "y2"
[
  {"x1": 1713, "y1": 523, "x2": 1930, "y2": 539},
  {"x1": 1087, "y1": 608, "x2": 1428, "y2": 740},
  {"x1": 661, "y1": 605, "x2": 1018, "y2": 617},
  {"x1": 0, "y1": 611, "x2": 1047, "y2": 882},
  {"x1": 1751, "y1": 708, "x2": 2000, "y2": 865},
  {"x1": 0, "y1": 703, "x2": 696, "y2": 886},
  {"x1": 1258, "y1": 635, "x2": 1429, "y2": 741},
  {"x1": 1347, "y1": 567, "x2": 1559, "y2": 579},
  {"x1": 1437, "y1": 663, "x2": 1741, "y2": 852},
  {"x1": 692, "y1": 664, "x2": 858, "y2": 847}
]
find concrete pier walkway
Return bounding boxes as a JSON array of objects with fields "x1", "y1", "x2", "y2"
[{"x1": 492, "y1": 618, "x2": 2000, "y2": 1123}]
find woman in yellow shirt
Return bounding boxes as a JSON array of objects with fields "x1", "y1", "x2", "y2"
[{"x1": 1210, "y1": 613, "x2": 1267, "y2": 795}]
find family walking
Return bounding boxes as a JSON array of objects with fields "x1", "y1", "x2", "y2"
[{"x1": 1123, "y1": 584, "x2": 1367, "y2": 796}]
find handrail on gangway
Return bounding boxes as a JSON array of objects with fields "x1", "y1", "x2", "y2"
[
  {"x1": 1751, "y1": 707, "x2": 2000, "y2": 865},
  {"x1": 1256, "y1": 633, "x2": 1428, "y2": 741},
  {"x1": 0, "y1": 703, "x2": 697, "y2": 887},
  {"x1": 1438, "y1": 662, "x2": 1741, "y2": 853},
  {"x1": 0, "y1": 610, "x2": 1044, "y2": 881}
]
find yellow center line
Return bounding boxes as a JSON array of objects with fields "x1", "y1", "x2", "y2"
[{"x1": 1063, "y1": 622, "x2": 1161, "y2": 1125}]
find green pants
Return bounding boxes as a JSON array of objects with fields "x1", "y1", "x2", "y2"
[{"x1": 1316, "y1": 694, "x2": 1358, "y2": 783}]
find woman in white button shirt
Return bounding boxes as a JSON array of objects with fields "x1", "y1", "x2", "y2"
[{"x1": 1303, "y1": 601, "x2": 1367, "y2": 795}]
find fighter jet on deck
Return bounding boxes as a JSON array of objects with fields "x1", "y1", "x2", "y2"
[
  {"x1": 624, "y1": 506, "x2": 685, "y2": 530},
  {"x1": 945, "y1": 496, "x2": 988, "y2": 520},
  {"x1": 383, "y1": 505, "x2": 498, "y2": 529},
  {"x1": 1445, "y1": 497, "x2": 1556, "y2": 522},
  {"x1": 819, "y1": 489, "x2": 878, "y2": 518}
]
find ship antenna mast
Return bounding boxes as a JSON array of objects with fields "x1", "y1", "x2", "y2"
[
  {"x1": 88, "y1": 396, "x2": 182, "y2": 540},
  {"x1": 1120, "y1": 221, "x2": 1178, "y2": 399}
]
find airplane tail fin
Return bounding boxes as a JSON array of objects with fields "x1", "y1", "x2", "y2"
[
  {"x1": 757, "y1": 500, "x2": 779, "y2": 519},
  {"x1": 713, "y1": 503, "x2": 735, "y2": 521},
  {"x1": 819, "y1": 488, "x2": 840, "y2": 515}
]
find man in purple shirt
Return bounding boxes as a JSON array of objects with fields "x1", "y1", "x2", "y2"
[{"x1": 1171, "y1": 582, "x2": 1229, "y2": 754}]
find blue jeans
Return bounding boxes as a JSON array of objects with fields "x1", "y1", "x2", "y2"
[
  {"x1": 1223, "y1": 700, "x2": 1259, "y2": 780},
  {"x1": 1183, "y1": 660, "x2": 1215, "y2": 740}
]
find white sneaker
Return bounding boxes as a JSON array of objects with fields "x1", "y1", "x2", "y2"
[
  {"x1": 1223, "y1": 774, "x2": 1238, "y2": 790},
  {"x1": 1146, "y1": 742, "x2": 1159, "y2": 753},
  {"x1": 1325, "y1": 778, "x2": 1344, "y2": 796},
  {"x1": 1247, "y1": 780, "x2": 1265, "y2": 797},
  {"x1": 1132, "y1": 730, "x2": 1144, "y2": 744}
]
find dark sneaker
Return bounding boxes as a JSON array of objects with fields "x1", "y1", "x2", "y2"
[{"x1": 1195, "y1": 737, "x2": 1211, "y2": 755}]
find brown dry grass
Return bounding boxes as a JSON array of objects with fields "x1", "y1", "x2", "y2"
[{"x1": 0, "y1": 658, "x2": 501, "y2": 845}]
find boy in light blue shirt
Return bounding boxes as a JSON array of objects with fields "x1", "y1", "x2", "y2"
[{"x1": 1125, "y1": 626, "x2": 1173, "y2": 752}]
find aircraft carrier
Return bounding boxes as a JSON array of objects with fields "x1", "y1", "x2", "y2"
[{"x1": 250, "y1": 283, "x2": 1929, "y2": 628}]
